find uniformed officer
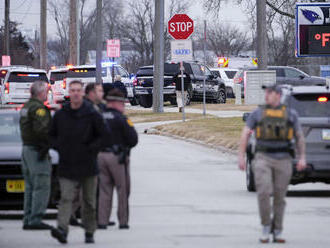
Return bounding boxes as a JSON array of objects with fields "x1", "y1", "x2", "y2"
[
  {"x1": 85, "y1": 83, "x2": 106, "y2": 113},
  {"x1": 97, "y1": 88, "x2": 138, "y2": 230},
  {"x1": 19, "y1": 81, "x2": 52, "y2": 230},
  {"x1": 238, "y1": 84, "x2": 306, "y2": 243}
]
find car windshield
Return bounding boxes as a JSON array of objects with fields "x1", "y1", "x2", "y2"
[
  {"x1": 50, "y1": 71, "x2": 67, "y2": 81},
  {"x1": 289, "y1": 93, "x2": 330, "y2": 117},
  {"x1": 137, "y1": 68, "x2": 153, "y2": 76},
  {"x1": 225, "y1": 71, "x2": 237, "y2": 79},
  {"x1": 0, "y1": 113, "x2": 21, "y2": 142},
  {"x1": 8, "y1": 72, "x2": 49, "y2": 83}
]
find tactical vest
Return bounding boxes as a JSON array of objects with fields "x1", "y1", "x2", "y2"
[{"x1": 255, "y1": 105, "x2": 294, "y2": 153}]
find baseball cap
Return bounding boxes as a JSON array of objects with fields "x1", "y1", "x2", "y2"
[
  {"x1": 261, "y1": 84, "x2": 282, "y2": 94},
  {"x1": 105, "y1": 88, "x2": 126, "y2": 102}
]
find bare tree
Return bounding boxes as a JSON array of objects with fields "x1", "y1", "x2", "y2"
[{"x1": 204, "y1": 21, "x2": 248, "y2": 57}]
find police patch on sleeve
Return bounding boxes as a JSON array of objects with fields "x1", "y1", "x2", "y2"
[
  {"x1": 127, "y1": 118, "x2": 134, "y2": 127},
  {"x1": 36, "y1": 108, "x2": 46, "y2": 117}
]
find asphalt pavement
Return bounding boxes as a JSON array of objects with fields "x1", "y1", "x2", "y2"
[{"x1": 0, "y1": 122, "x2": 330, "y2": 248}]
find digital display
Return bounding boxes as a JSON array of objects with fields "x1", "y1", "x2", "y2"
[{"x1": 299, "y1": 25, "x2": 330, "y2": 55}]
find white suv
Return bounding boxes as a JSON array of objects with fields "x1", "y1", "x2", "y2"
[
  {"x1": 62, "y1": 64, "x2": 135, "y2": 103},
  {"x1": 0, "y1": 66, "x2": 51, "y2": 105},
  {"x1": 48, "y1": 67, "x2": 68, "y2": 103},
  {"x1": 210, "y1": 68, "x2": 238, "y2": 98}
]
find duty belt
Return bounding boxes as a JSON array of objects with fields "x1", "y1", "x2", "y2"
[{"x1": 256, "y1": 146, "x2": 294, "y2": 157}]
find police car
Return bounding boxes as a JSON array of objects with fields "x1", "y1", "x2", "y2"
[
  {"x1": 62, "y1": 64, "x2": 137, "y2": 104},
  {"x1": 245, "y1": 85, "x2": 330, "y2": 192},
  {"x1": 48, "y1": 66, "x2": 69, "y2": 104},
  {"x1": 0, "y1": 66, "x2": 52, "y2": 105}
]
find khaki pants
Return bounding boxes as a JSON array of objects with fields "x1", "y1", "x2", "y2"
[
  {"x1": 21, "y1": 146, "x2": 51, "y2": 226},
  {"x1": 57, "y1": 176, "x2": 97, "y2": 234},
  {"x1": 253, "y1": 153, "x2": 292, "y2": 231},
  {"x1": 176, "y1": 90, "x2": 188, "y2": 108},
  {"x1": 98, "y1": 152, "x2": 130, "y2": 226}
]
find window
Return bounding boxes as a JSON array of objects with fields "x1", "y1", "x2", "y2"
[
  {"x1": 285, "y1": 68, "x2": 305, "y2": 78},
  {"x1": 201, "y1": 66, "x2": 212, "y2": 76},
  {"x1": 212, "y1": 71, "x2": 221, "y2": 78},
  {"x1": 115, "y1": 66, "x2": 129, "y2": 78},
  {"x1": 289, "y1": 93, "x2": 330, "y2": 117},
  {"x1": 191, "y1": 64, "x2": 203, "y2": 76},
  {"x1": 225, "y1": 70, "x2": 237, "y2": 79},
  {"x1": 50, "y1": 72, "x2": 67, "y2": 82},
  {"x1": 8, "y1": 72, "x2": 49, "y2": 83},
  {"x1": 137, "y1": 68, "x2": 153, "y2": 76},
  {"x1": 0, "y1": 114, "x2": 20, "y2": 142}
]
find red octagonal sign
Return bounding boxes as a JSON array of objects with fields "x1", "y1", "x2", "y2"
[{"x1": 168, "y1": 14, "x2": 194, "y2": 40}]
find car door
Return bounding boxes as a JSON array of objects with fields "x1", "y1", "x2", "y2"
[
  {"x1": 284, "y1": 67, "x2": 309, "y2": 86},
  {"x1": 189, "y1": 63, "x2": 204, "y2": 92},
  {"x1": 269, "y1": 67, "x2": 286, "y2": 85}
]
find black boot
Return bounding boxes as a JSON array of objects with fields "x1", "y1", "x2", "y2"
[
  {"x1": 85, "y1": 232, "x2": 95, "y2": 244},
  {"x1": 51, "y1": 227, "x2": 67, "y2": 244}
]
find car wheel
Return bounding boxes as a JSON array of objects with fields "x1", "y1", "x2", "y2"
[
  {"x1": 129, "y1": 97, "x2": 139, "y2": 106},
  {"x1": 215, "y1": 88, "x2": 226, "y2": 104},
  {"x1": 185, "y1": 86, "x2": 192, "y2": 106},
  {"x1": 246, "y1": 157, "x2": 256, "y2": 192},
  {"x1": 139, "y1": 95, "x2": 153, "y2": 108}
]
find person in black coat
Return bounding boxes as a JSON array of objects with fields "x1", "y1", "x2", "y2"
[
  {"x1": 49, "y1": 80, "x2": 105, "y2": 244},
  {"x1": 103, "y1": 75, "x2": 128, "y2": 99},
  {"x1": 173, "y1": 71, "x2": 191, "y2": 112}
]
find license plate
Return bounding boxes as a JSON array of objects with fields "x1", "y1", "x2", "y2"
[
  {"x1": 6, "y1": 180, "x2": 25, "y2": 193},
  {"x1": 322, "y1": 129, "x2": 330, "y2": 140}
]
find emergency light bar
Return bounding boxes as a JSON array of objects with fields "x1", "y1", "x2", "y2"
[
  {"x1": 17, "y1": 74, "x2": 40, "y2": 77},
  {"x1": 101, "y1": 61, "x2": 117, "y2": 67}
]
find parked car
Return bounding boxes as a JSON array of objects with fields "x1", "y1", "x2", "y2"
[
  {"x1": 233, "y1": 66, "x2": 326, "y2": 97},
  {"x1": 134, "y1": 62, "x2": 227, "y2": 108},
  {"x1": 0, "y1": 66, "x2": 52, "y2": 105},
  {"x1": 210, "y1": 68, "x2": 238, "y2": 98},
  {"x1": 0, "y1": 109, "x2": 59, "y2": 209},
  {"x1": 244, "y1": 85, "x2": 330, "y2": 192}
]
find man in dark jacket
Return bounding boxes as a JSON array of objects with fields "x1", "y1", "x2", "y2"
[
  {"x1": 98, "y1": 88, "x2": 138, "y2": 230},
  {"x1": 50, "y1": 80, "x2": 105, "y2": 244},
  {"x1": 103, "y1": 75, "x2": 128, "y2": 99},
  {"x1": 19, "y1": 81, "x2": 52, "y2": 230}
]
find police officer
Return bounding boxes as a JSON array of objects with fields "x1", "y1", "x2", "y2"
[
  {"x1": 19, "y1": 81, "x2": 52, "y2": 230},
  {"x1": 85, "y1": 83, "x2": 106, "y2": 113},
  {"x1": 98, "y1": 88, "x2": 138, "y2": 229},
  {"x1": 238, "y1": 84, "x2": 306, "y2": 243},
  {"x1": 103, "y1": 75, "x2": 128, "y2": 99}
]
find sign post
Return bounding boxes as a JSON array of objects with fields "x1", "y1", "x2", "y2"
[
  {"x1": 107, "y1": 39, "x2": 120, "y2": 82},
  {"x1": 169, "y1": 14, "x2": 194, "y2": 122}
]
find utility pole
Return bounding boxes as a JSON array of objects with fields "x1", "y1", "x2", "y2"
[
  {"x1": 69, "y1": 0, "x2": 77, "y2": 65},
  {"x1": 3, "y1": 0, "x2": 10, "y2": 56},
  {"x1": 40, "y1": 0, "x2": 47, "y2": 69},
  {"x1": 77, "y1": 0, "x2": 80, "y2": 65},
  {"x1": 95, "y1": 0, "x2": 102, "y2": 83},
  {"x1": 153, "y1": 0, "x2": 164, "y2": 113},
  {"x1": 256, "y1": 0, "x2": 268, "y2": 70}
]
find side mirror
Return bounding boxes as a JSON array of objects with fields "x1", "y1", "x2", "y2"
[
  {"x1": 299, "y1": 75, "x2": 305, "y2": 80},
  {"x1": 50, "y1": 79, "x2": 55, "y2": 85},
  {"x1": 130, "y1": 73, "x2": 135, "y2": 79},
  {"x1": 242, "y1": 112, "x2": 250, "y2": 122},
  {"x1": 208, "y1": 74, "x2": 215, "y2": 80}
]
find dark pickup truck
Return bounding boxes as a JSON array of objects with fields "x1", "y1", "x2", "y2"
[{"x1": 134, "y1": 62, "x2": 226, "y2": 108}]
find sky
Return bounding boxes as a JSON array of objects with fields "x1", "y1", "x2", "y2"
[{"x1": 0, "y1": 0, "x2": 249, "y2": 39}]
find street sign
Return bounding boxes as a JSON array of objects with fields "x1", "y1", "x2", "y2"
[
  {"x1": 171, "y1": 40, "x2": 193, "y2": 62},
  {"x1": 2, "y1": 55, "x2": 10, "y2": 66},
  {"x1": 296, "y1": 3, "x2": 330, "y2": 57},
  {"x1": 107, "y1": 39, "x2": 120, "y2": 57},
  {"x1": 168, "y1": 14, "x2": 194, "y2": 40}
]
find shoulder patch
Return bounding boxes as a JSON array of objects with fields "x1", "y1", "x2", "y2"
[
  {"x1": 36, "y1": 108, "x2": 46, "y2": 117},
  {"x1": 127, "y1": 118, "x2": 134, "y2": 127}
]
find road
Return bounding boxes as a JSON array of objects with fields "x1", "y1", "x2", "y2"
[{"x1": 1, "y1": 122, "x2": 330, "y2": 248}]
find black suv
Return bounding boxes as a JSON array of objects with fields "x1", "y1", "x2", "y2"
[
  {"x1": 134, "y1": 62, "x2": 226, "y2": 108},
  {"x1": 245, "y1": 85, "x2": 330, "y2": 192}
]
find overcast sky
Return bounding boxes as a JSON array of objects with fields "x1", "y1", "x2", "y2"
[{"x1": 0, "y1": 0, "x2": 249, "y2": 39}]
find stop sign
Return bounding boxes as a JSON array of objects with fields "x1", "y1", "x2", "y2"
[{"x1": 168, "y1": 14, "x2": 194, "y2": 40}]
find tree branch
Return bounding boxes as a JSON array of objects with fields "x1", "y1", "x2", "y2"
[{"x1": 266, "y1": 0, "x2": 294, "y2": 19}]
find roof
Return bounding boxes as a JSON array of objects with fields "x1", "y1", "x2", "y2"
[
  {"x1": 210, "y1": 68, "x2": 238, "y2": 71},
  {"x1": 0, "y1": 66, "x2": 47, "y2": 73}
]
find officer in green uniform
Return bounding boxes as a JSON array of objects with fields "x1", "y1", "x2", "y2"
[
  {"x1": 19, "y1": 81, "x2": 52, "y2": 230},
  {"x1": 239, "y1": 84, "x2": 306, "y2": 244}
]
